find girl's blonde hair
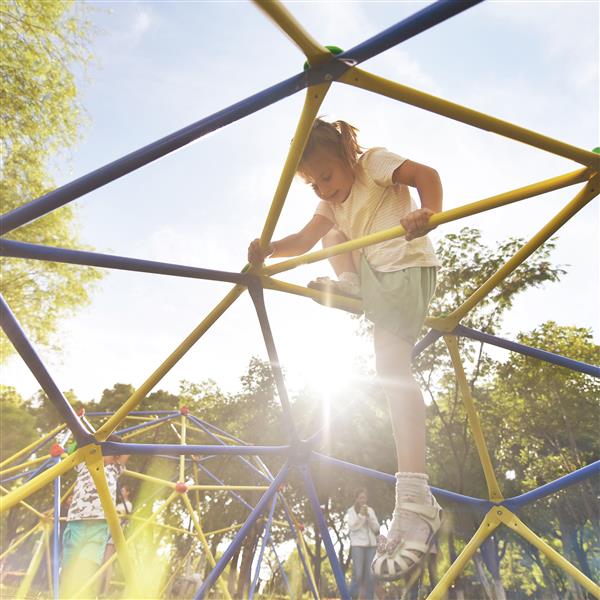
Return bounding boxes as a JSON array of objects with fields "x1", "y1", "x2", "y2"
[{"x1": 298, "y1": 118, "x2": 362, "y2": 177}]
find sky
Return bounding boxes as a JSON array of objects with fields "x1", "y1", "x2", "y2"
[{"x1": 2, "y1": 0, "x2": 599, "y2": 405}]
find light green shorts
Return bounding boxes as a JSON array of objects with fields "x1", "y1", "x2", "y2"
[
  {"x1": 62, "y1": 519, "x2": 109, "y2": 567},
  {"x1": 360, "y1": 256, "x2": 437, "y2": 344}
]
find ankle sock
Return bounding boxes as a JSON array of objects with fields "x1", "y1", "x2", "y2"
[{"x1": 388, "y1": 472, "x2": 431, "y2": 539}]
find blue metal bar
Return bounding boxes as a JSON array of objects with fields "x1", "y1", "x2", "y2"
[
  {"x1": 329, "y1": 0, "x2": 483, "y2": 73},
  {"x1": 0, "y1": 2, "x2": 482, "y2": 237},
  {"x1": 52, "y1": 457, "x2": 61, "y2": 600},
  {"x1": 101, "y1": 441, "x2": 289, "y2": 456},
  {"x1": 0, "y1": 240, "x2": 249, "y2": 286},
  {"x1": 413, "y1": 328, "x2": 443, "y2": 358},
  {"x1": 300, "y1": 464, "x2": 351, "y2": 600},
  {"x1": 277, "y1": 498, "x2": 319, "y2": 600},
  {"x1": 194, "y1": 463, "x2": 290, "y2": 599},
  {"x1": 313, "y1": 452, "x2": 493, "y2": 511},
  {"x1": 186, "y1": 416, "x2": 318, "y2": 600},
  {"x1": 187, "y1": 415, "x2": 271, "y2": 483},
  {"x1": 190, "y1": 453, "x2": 299, "y2": 597},
  {"x1": 24, "y1": 457, "x2": 56, "y2": 483},
  {"x1": 271, "y1": 542, "x2": 292, "y2": 600},
  {"x1": 0, "y1": 70, "x2": 306, "y2": 235},
  {"x1": 193, "y1": 461, "x2": 254, "y2": 511},
  {"x1": 248, "y1": 283, "x2": 300, "y2": 444},
  {"x1": 249, "y1": 495, "x2": 277, "y2": 600},
  {"x1": 0, "y1": 295, "x2": 90, "y2": 443},
  {"x1": 115, "y1": 413, "x2": 179, "y2": 436},
  {"x1": 504, "y1": 460, "x2": 600, "y2": 511},
  {"x1": 1, "y1": 469, "x2": 39, "y2": 484},
  {"x1": 454, "y1": 325, "x2": 600, "y2": 378}
]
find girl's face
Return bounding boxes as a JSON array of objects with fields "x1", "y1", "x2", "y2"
[
  {"x1": 356, "y1": 492, "x2": 368, "y2": 506},
  {"x1": 301, "y1": 147, "x2": 355, "y2": 204}
]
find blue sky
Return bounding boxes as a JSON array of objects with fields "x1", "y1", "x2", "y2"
[{"x1": 3, "y1": 0, "x2": 598, "y2": 403}]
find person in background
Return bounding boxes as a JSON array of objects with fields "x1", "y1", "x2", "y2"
[{"x1": 345, "y1": 488, "x2": 380, "y2": 599}]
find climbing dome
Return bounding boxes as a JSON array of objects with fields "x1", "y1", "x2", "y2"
[
  {"x1": 1, "y1": 0, "x2": 599, "y2": 599},
  {"x1": 0, "y1": 409, "x2": 316, "y2": 599}
]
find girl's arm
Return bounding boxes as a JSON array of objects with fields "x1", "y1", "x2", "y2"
[
  {"x1": 248, "y1": 214, "x2": 333, "y2": 264},
  {"x1": 393, "y1": 160, "x2": 443, "y2": 240}
]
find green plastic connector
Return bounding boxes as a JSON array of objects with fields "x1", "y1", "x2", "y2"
[{"x1": 303, "y1": 45, "x2": 344, "y2": 71}]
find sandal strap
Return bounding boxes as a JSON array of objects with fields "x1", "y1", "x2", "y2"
[
  {"x1": 397, "y1": 500, "x2": 441, "y2": 524},
  {"x1": 401, "y1": 541, "x2": 430, "y2": 555}
]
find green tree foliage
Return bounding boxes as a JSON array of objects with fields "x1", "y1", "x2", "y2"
[{"x1": 0, "y1": 0, "x2": 103, "y2": 359}]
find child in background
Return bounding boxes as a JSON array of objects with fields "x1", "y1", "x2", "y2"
[
  {"x1": 248, "y1": 118, "x2": 442, "y2": 581},
  {"x1": 60, "y1": 435, "x2": 129, "y2": 597}
]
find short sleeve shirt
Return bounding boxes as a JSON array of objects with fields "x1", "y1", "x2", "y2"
[
  {"x1": 67, "y1": 462, "x2": 124, "y2": 521},
  {"x1": 314, "y1": 147, "x2": 439, "y2": 272}
]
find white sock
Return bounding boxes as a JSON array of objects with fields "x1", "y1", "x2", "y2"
[{"x1": 389, "y1": 472, "x2": 431, "y2": 538}]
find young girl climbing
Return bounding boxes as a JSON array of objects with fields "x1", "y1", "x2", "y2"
[{"x1": 248, "y1": 118, "x2": 443, "y2": 581}]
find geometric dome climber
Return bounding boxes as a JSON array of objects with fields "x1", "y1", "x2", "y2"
[{"x1": 1, "y1": 0, "x2": 599, "y2": 599}]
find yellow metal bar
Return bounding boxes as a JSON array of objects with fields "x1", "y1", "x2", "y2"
[
  {"x1": 296, "y1": 522, "x2": 320, "y2": 599},
  {"x1": 43, "y1": 523, "x2": 53, "y2": 593},
  {"x1": 0, "y1": 485, "x2": 47, "y2": 519},
  {"x1": 181, "y1": 493, "x2": 233, "y2": 600},
  {"x1": 205, "y1": 523, "x2": 244, "y2": 537},
  {"x1": 253, "y1": 0, "x2": 332, "y2": 67},
  {"x1": 265, "y1": 167, "x2": 592, "y2": 278},
  {"x1": 121, "y1": 414, "x2": 158, "y2": 421},
  {"x1": 61, "y1": 480, "x2": 75, "y2": 504},
  {"x1": 262, "y1": 275, "x2": 363, "y2": 313},
  {"x1": 15, "y1": 526, "x2": 48, "y2": 599},
  {"x1": 179, "y1": 415, "x2": 186, "y2": 482},
  {"x1": 187, "y1": 484, "x2": 270, "y2": 491},
  {"x1": 444, "y1": 336, "x2": 503, "y2": 502},
  {"x1": 82, "y1": 445, "x2": 136, "y2": 592},
  {"x1": 0, "y1": 452, "x2": 81, "y2": 513},
  {"x1": 72, "y1": 490, "x2": 178, "y2": 598},
  {"x1": 95, "y1": 285, "x2": 245, "y2": 439},
  {"x1": 498, "y1": 508, "x2": 600, "y2": 598},
  {"x1": 0, "y1": 521, "x2": 42, "y2": 561},
  {"x1": 428, "y1": 509, "x2": 501, "y2": 600},
  {"x1": 159, "y1": 544, "x2": 195, "y2": 598},
  {"x1": 259, "y1": 82, "x2": 331, "y2": 251},
  {"x1": 277, "y1": 493, "x2": 320, "y2": 599},
  {"x1": 192, "y1": 459, "x2": 202, "y2": 510},
  {"x1": 0, "y1": 453, "x2": 51, "y2": 476},
  {"x1": 340, "y1": 67, "x2": 600, "y2": 169},
  {"x1": 429, "y1": 174, "x2": 599, "y2": 331},
  {"x1": 124, "y1": 513, "x2": 191, "y2": 536},
  {"x1": 123, "y1": 468, "x2": 176, "y2": 489},
  {"x1": 0, "y1": 423, "x2": 65, "y2": 469}
]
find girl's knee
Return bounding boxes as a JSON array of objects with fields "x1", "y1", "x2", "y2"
[{"x1": 322, "y1": 228, "x2": 347, "y2": 248}]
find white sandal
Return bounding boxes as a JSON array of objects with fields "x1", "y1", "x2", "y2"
[{"x1": 371, "y1": 496, "x2": 442, "y2": 581}]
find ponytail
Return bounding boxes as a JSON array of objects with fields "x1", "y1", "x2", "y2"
[{"x1": 299, "y1": 117, "x2": 363, "y2": 176}]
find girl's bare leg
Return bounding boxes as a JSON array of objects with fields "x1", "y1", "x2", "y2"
[
  {"x1": 373, "y1": 324, "x2": 425, "y2": 473},
  {"x1": 321, "y1": 229, "x2": 358, "y2": 277}
]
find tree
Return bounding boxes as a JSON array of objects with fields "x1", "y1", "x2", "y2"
[{"x1": 0, "y1": 0, "x2": 103, "y2": 359}]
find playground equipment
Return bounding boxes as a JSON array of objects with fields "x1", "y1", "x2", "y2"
[
  {"x1": 1, "y1": 0, "x2": 599, "y2": 598},
  {"x1": 0, "y1": 409, "x2": 317, "y2": 598}
]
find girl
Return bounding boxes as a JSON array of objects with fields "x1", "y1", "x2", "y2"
[
  {"x1": 248, "y1": 118, "x2": 442, "y2": 581},
  {"x1": 345, "y1": 488, "x2": 380, "y2": 599}
]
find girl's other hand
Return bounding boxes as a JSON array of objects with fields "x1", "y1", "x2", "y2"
[
  {"x1": 248, "y1": 238, "x2": 274, "y2": 265},
  {"x1": 400, "y1": 208, "x2": 435, "y2": 241}
]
